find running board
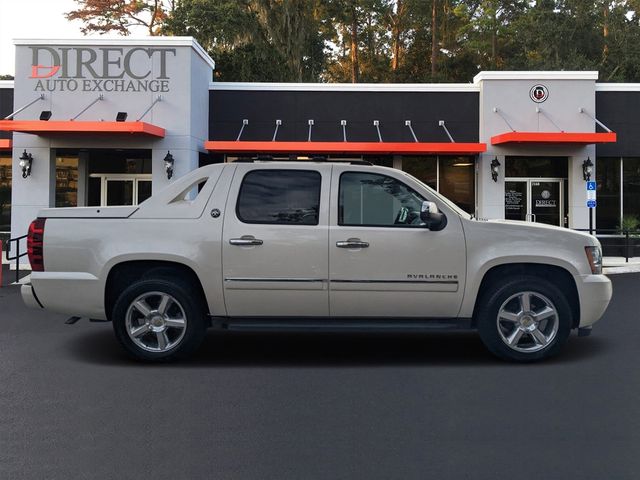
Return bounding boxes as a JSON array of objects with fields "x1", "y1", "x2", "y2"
[
  {"x1": 65, "y1": 316, "x2": 109, "y2": 325},
  {"x1": 211, "y1": 317, "x2": 473, "y2": 333}
]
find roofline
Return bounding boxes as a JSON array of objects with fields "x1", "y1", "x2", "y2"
[
  {"x1": 12, "y1": 36, "x2": 215, "y2": 70},
  {"x1": 474, "y1": 71, "x2": 599, "y2": 82},
  {"x1": 5, "y1": 78, "x2": 640, "y2": 92},
  {"x1": 209, "y1": 82, "x2": 479, "y2": 92},
  {"x1": 595, "y1": 83, "x2": 640, "y2": 91}
]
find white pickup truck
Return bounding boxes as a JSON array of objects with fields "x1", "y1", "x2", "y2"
[{"x1": 22, "y1": 161, "x2": 612, "y2": 362}]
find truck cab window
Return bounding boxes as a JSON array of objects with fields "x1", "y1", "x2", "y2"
[
  {"x1": 339, "y1": 172, "x2": 426, "y2": 227},
  {"x1": 237, "y1": 169, "x2": 321, "y2": 225}
]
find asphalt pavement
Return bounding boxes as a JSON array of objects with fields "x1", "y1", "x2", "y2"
[{"x1": 0, "y1": 274, "x2": 639, "y2": 480}]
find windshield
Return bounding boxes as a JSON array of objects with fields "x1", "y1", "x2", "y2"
[{"x1": 399, "y1": 170, "x2": 473, "y2": 220}]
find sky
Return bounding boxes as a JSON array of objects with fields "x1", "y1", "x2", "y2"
[{"x1": 0, "y1": 0, "x2": 146, "y2": 76}]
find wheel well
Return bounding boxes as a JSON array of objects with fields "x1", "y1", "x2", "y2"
[
  {"x1": 472, "y1": 263, "x2": 580, "y2": 328},
  {"x1": 104, "y1": 260, "x2": 209, "y2": 321}
]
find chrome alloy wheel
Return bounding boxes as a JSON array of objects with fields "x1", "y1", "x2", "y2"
[
  {"x1": 496, "y1": 291, "x2": 560, "y2": 353},
  {"x1": 125, "y1": 291, "x2": 187, "y2": 353}
]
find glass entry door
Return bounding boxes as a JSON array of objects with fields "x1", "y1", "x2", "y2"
[
  {"x1": 505, "y1": 179, "x2": 564, "y2": 226},
  {"x1": 90, "y1": 174, "x2": 152, "y2": 207}
]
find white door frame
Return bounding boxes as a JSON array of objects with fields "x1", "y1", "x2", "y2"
[{"x1": 89, "y1": 174, "x2": 152, "y2": 206}]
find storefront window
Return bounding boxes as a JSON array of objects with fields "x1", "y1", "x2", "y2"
[
  {"x1": 439, "y1": 157, "x2": 475, "y2": 214},
  {"x1": 402, "y1": 156, "x2": 437, "y2": 190},
  {"x1": 623, "y1": 158, "x2": 640, "y2": 227},
  {"x1": 55, "y1": 156, "x2": 79, "y2": 207},
  {"x1": 596, "y1": 157, "x2": 621, "y2": 232},
  {"x1": 505, "y1": 156, "x2": 568, "y2": 178},
  {"x1": 0, "y1": 155, "x2": 11, "y2": 232},
  {"x1": 402, "y1": 155, "x2": 475, "y2": 214}
]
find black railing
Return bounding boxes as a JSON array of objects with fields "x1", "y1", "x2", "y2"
[
  {"x1": 5, "y1": 234, "x2": 27, "y2": 284},
  {"x1": 576, "y1": 228, "x2": 640, "y2": 263}
]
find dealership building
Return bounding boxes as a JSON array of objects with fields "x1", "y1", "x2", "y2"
[{"x1": 1, "y1": 37, "x2": 639, "y2": 261}]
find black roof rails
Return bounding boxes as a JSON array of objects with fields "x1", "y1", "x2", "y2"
[{"x1": 231, "y1": 157, "x2": 373, "y2": 166}]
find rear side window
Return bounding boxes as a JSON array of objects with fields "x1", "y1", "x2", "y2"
[{"x1": 237, "y1": 170, "x2": 321, "y2": 225}]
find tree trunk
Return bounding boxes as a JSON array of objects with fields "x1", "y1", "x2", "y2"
[
  {"x1": 491, "y1": 4, "x2": 497, "y2": 68},
  {"x1": 431, "y1": 0, "x2": 438, "y2": 78},
  {"x1": 602, "y1": 2, "x2": 609, "y2": 63},
  {"x1": 351, "y1": 4, "x2": 359, "y2": 83},
  {"x1": 391, "y1": 0, "x2": 403, "y2": 73}
]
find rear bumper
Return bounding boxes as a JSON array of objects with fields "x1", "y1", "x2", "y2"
[
  {"x1": 21, "y1": 283, "x2": 43, "y2": 310},
  {"x1": 25, "y1": 271, "x2": 106, "y2": 320},
  {"x1": 576, "y1": 274, "x2": 613, "y2": 328}
]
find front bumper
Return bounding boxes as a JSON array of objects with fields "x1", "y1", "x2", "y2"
[{"x1": 576, "y1": 274, "x2": 613, "y2": 328}]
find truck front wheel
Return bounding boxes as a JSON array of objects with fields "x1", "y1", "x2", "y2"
[
  {"x1": 112, "y1": 277, "x2": 207, "y2": 361},
  {"x1": 476, "y1": 276, "x2": 572, "y2": 362}
]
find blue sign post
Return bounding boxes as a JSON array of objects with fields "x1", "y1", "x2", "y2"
[{"x1": 586, "y1": 181, "x2": 597, "y2": 234}]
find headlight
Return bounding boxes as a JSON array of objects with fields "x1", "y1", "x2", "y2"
[{"x1": 585, "y1": 246, "x2": 603, "y2": 274}]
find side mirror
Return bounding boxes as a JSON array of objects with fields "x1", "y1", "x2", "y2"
[{"x1": 420, "y1": 201, "x2": 447, "y2": 231}]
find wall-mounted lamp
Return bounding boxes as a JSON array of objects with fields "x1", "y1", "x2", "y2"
[
  {"x1": 582, "y1": 157, "x2": 594, "y2": 181},
  {"x1": 490, "y1": 156, "x2": 501, "y2": 182},
  {"x1": 164, "y1": 151, "x2": 174, "y2": 180},
  {"x1": 19, "y1": 150, "x2": 33, "y2": 178},
  {"x1": 39, "y1": 111, "x2": 52, "y2": 121}
]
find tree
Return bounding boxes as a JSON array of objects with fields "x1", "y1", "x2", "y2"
[
  {"x1": 66, "y1": 0, "x2": 174, "y2": 35},
  {"x1": 166, "y1": 0, "x2": 327, "y2": 81}
]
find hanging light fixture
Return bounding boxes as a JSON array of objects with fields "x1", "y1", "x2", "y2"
[
  {"x1": 582, "y1": 157, "x2": 594, "y2": 181},
  {"x1": 490, "y1": 156, "x2": 501, "y2": 182},
  {"x1": 164, "y1": 151, "x2": 174, "y2": 180},
  {"x1": 19, "y1": 150, "x2": 33, "y2": 178}
]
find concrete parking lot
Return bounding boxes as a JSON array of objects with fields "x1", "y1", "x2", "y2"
[{"x1": 0, "y1": 273, "x2": 638, "y2": 480}]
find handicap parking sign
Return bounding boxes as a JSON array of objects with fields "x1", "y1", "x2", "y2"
[
  {"x1": 587, "y1": 199, "x2": 597, "y2": 208},
  {"x1": 586, "y1": 181, "x2": 597, "y2": 191}
]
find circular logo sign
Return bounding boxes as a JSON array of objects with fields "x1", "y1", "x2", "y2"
[
  {"x1": 541, "y1": 190, "x2": 551, "y2": 200},
  {"x1": 530, "y1": 84, "x2": 549, "y2": 103}
]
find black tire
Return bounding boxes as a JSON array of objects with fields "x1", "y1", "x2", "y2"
[
  {"x1": 112, "y1": 277, "x2": 208, "y2": 362},
  {"x1": 476, "y1": 275, "x2": 572, "y2": 362}
]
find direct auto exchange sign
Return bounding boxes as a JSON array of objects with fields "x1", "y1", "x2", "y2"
[{"x1": 28, "y1": 46, "x2": 176, "y2": 93}]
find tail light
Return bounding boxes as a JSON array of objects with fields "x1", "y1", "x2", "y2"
[{"x1": 27, "y1": 218, "x2": 46, "y2": 272}]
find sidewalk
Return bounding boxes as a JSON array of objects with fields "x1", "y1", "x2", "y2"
[{"x1": 603, "y1": 256, "x2": 640, "y2": 275}]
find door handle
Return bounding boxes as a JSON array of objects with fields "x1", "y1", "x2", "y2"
[
  {"x1": 336, "y1": 238, "x2": 369, "y2": 249},
  {"x1": 229, "y1": 235, "x2": 264, "y2": 246}
]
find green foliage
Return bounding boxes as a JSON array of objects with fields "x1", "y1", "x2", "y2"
[
  {"x1": 68, "y1": 0, "x2": 640, "y2": 83},
  {"x1": 619, "y1": 214, "x2": 640, "y2": 233}
]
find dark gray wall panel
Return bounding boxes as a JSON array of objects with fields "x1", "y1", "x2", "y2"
[
  {"x1": 209, "y1": 90, "x2": 479, "y2": 144},
  {"x1": 596, "y1": 91, "x2": 640, "y2": 157},
  {"x1": 0, "y1": 88, "x2": 13, "y2": 140}
]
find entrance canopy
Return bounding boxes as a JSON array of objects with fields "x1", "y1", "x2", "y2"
[
  {"x1": 205, "y1": 140, "x2": 487, "y2": 155},
  {"x1": 491, "y1": 131, "x2": 616, "y2": 145},
  {"x1": 0, "y1": 120, "x2": 165, "y2": 138}
]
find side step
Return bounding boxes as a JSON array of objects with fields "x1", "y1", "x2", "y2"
[
  {"x1": 211, "y1": 317, "x2": 474, "y2": 333},
  {"x1": 65, "y1": 316, "x2": 109, "y2": 325}
]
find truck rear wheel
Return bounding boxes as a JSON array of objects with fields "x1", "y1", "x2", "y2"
[
  {"x1": 476, "y1": 275, "x2": 572, "y2": 362},
  {"x1": 112, "y1": 277, "x2": 207, "y2": 361}
]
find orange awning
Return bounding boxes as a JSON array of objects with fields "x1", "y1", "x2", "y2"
[
  {"x1": 491, "y1": 132, "x2": 616, "y2": 145},
  {"x1": 205, "y1": 140, "x2": 486, "y2": 155},
  {"x1": 0, "y1": 139, "x2": 11, "y2": 150},
  {"x1": 0, "y1": 120, "x2": 165, "y2": 138}
]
